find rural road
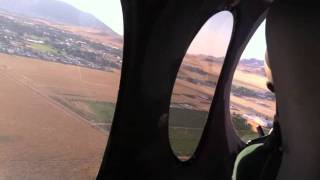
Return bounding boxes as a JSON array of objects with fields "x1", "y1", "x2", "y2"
[{"x1": 0, "y1": 70, "x2": 108, "y2": 179}]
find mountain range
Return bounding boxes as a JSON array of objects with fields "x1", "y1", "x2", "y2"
[{"x1": 0, "y1": 0, "x2": 118, "y2": 37}]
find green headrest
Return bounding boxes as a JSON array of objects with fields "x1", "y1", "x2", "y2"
[{"x1": 232, "y1": 143, "x2": 264, "y2": 180}]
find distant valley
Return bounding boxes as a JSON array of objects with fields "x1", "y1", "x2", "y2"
[
  {"x1": 0, "y1": 11, "x2": 122, "y2": 71},
  {"x1": 0, "y1": 0, "x2": 118, "y2": 36}
]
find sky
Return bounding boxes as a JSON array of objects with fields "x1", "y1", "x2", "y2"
[
  {"x1": 59, "y1": 0, "x2": 123, "y2": 35},
  {"x1": 241, "y1": 21, "x2": 266, "y2": 60},
  {"x1": 188, "y1": 11, "x2": 266, "y2": 60},
  {"x1": 59, "y1": 0, "x2": 266, "y2": 60},
  {"x1": 187, "y1": 11, "x2": 234, "y2": 58}
]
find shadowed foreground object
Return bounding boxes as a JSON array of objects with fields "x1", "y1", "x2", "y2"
[
  {"x1": 97, "y1": 0, "x2": 320, "y2": 180},
  {"x1": 267, "y1": 1, "x2": 320, "y2": 180}
]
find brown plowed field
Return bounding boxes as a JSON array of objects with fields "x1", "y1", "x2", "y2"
[{"x1": 0, "y1": 53, "x2": 116, "y2": 179}]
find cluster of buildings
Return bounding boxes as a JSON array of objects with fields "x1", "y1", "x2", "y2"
[{"x1": 0, "y1": 14, "x2": 123, "y2": 71}]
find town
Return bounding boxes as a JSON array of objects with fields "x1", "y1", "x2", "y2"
[{"x1": 0, "y1": 12, "x2": 123, "y2": 71}]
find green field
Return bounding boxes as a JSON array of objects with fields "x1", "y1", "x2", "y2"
[
  {"x1": 31, "y1": 43, "x2": 58, "y2": 54},
  {"x1": 169, "y1": 108, "x2": 262, "y2": 156},
  {"x1": 86, "y1": 100, "x2": 115, "y2": 123},
  {"x1": 232, "y1": 115, "x2": 260, "y2": 142},
  {"x1": 51, "y1": 97, "x2": 115, "y2": 125},
  {"x1": 52, "y1": 96, "x2": 260, "y2": 156},
  {"x1": 169, "y1": 127, "x2": 203, "y2": 157}
]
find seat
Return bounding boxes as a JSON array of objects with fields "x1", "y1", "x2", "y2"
[{"x1": 233, "y1": 122, "x2": 282, "y2": 180}]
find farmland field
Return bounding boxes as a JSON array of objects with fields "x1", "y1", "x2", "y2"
[
  {"x1": 0, "y1": 53, "x2": 268, "y2": 158},
  {"x1": 0, "y1": 50, "x2": 274, "y2": 159},
  {"x1": 0, "y1": 52, "x2": 123, "y2": 179},
  {"x1": 0, "y1": 53, "x2": 110, "y2": 179},
  {"x1": 0, "y1": 4, "x2": 276, "y2": 178}
]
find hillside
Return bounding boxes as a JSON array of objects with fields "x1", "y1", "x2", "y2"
[
  {"x1": 239, "y1": 58, "x2": 265, "y2": 76},
  {"x1": 0, "y1": 0, "x2": 119, "y2": 37},
  {"x1": 172, "y1": 53, "x2": 275, "y2": 120}
]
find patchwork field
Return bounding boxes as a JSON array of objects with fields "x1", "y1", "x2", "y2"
[
  {"x1": 0, "y1": 53, "x2": 123, "y2": 133},
  {"x1": 0, "y1": 53, "x2": 110, "y2": 179},
  {"x1": 0, "y1": 3, "x2": 277, "y2": 166},
  {"x1": 173, "y1": 55, "x2": 275, "y2": 118},
  {"x1": 0, "y1": 51, "x2": 275, "y2": 159},
  {"x1": 0, "y1": 6, "x2": 276, "y2": 163},
  {"x1": 169, "y1": 55, "x2": 276, "y2": 156}
]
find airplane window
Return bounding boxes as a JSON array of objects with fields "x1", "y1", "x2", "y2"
[
  {"x1": 169, "y1": 11, "x2": 233, "y2": 161},
  {"x1": 230, "y1": 21, "x2": 276, "y2": 142},
  {"x1": 0, "y1": 0, "x2": 123, "y2": 179}
]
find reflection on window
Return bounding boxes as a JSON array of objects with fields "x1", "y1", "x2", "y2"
[
  {"x1": 0, "y1": 0, "x2": 122, "y2": 179},
  {"x1": 169, "y1": 11, "x2": 233, "y2": 160},
  {"x1": 231, "y1": 21, "x2": 276, "y2": 142}
]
